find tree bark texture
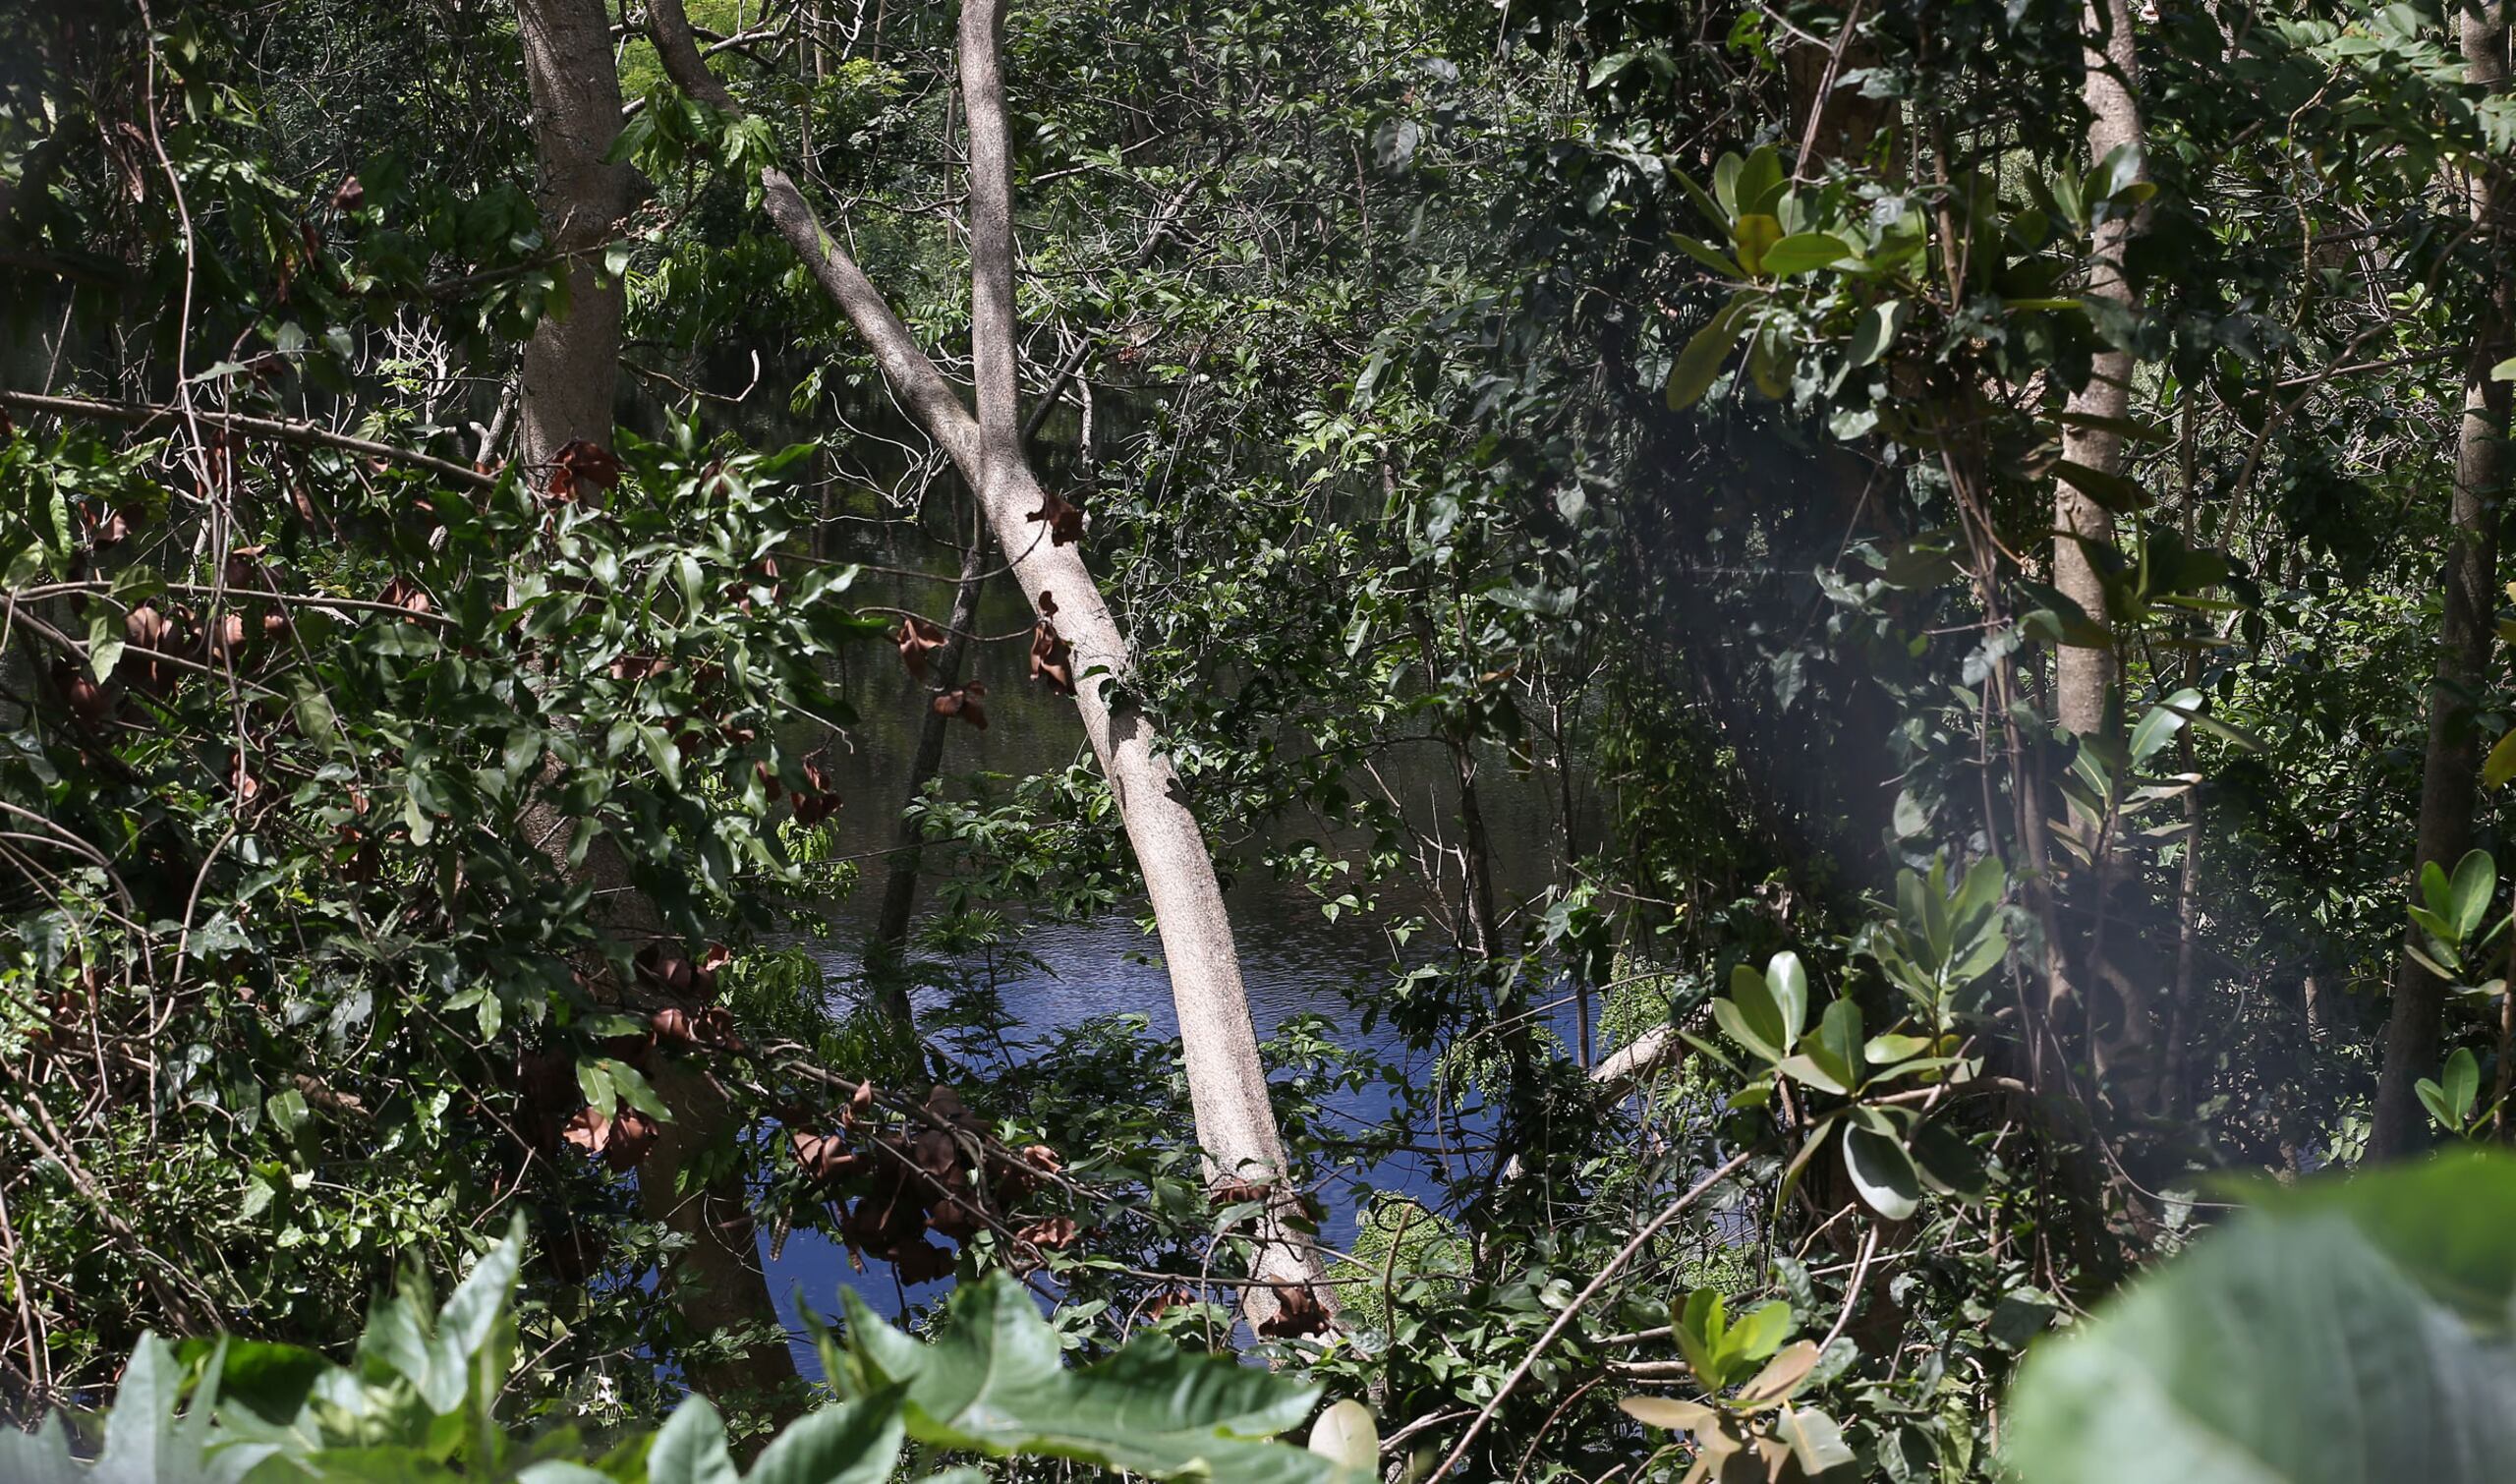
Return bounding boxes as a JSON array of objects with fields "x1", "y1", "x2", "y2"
[
  {"x1": 511, "y1": 0, "x2": 637, "y2": 471},
  {"x1": 2053, "y1": 0, "x2": 2150, "y2": 741},
  {"x1": 2372, "y1": 0, "x2": 2511, "y2": 1159},
  {"x1": 657, "y1": 0, "x2": 1329, "y2": 1327}
]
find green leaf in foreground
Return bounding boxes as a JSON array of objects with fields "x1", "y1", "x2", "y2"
[
  {"x1": 843, "y1": 1271, "x2": 1346, "y2": 1482},
  {"x1": 2005, "y1": 1153, "x2": 2516, "y2": 1484}
]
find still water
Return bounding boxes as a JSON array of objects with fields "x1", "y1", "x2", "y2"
[{"x1": 742, "y1": 523, "x2": 1591, "y2": 1369}]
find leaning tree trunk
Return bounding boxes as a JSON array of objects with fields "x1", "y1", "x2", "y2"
[
  {"x1": 954, "y1": 0, "x2": 1329, "y2": 1325},
  {"x1": 2372, "y1": 0, "x2": 2512, "y2": 1160},
  {"x1": 510, "y1": 0, "x2": 802, "y2": 1413},
  {"x1": 647, "y1": 0, "x2": 1331, "y2": 1329}
]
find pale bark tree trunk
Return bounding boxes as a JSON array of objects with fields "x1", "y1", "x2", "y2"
[
  {"x1": 2053, "y1": 0, "x2": 2164, "y2": 1110},
  {"x1": 510, "y1": 0, "x2": 801, "y2": 1413},
  {"x1": 2372, "y1": 0, "x2": 2511, "y2": 1159},
  {"x1": 2053, "y1": 0, "x2": 2149, "y2": 741},
  {"x1": 651, "y1": 0, "x2": 1330, "y2": 1328}
]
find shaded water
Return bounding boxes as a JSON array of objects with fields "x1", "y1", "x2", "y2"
[{"x1": 651, "y1": 373, "x2": 1593, "y2": 1364}]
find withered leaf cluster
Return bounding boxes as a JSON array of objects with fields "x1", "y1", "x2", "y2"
[{"x1": 786, "y1": 1081, "x2": 1075, "y2": 1284}]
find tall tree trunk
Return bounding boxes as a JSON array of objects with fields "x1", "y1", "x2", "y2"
[
  {"x1": 2054, "y1": 0, "x2": 2148, "y2": 741},
  {"x1": 2052, "y1": 0, "x2": 2161, "y2": 1110},
  {"x1": 953, "y1": 0, "x2": 1328, "y2": 1325},
  {"x1": 511, "y1": 0, "x2": 634, "y2": 471},
  {"x1": 650, "y1": 0, "x2": 1330, "y2": 1329},
  {"x1": 2372, "y1": 0, "x2": 2511, "y2": 1159},
  {"x1": 510, "y1": 0, "x2": 801, "y2": 1413}
]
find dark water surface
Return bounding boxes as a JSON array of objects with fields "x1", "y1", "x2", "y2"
[
  {"x1": 633, "y1": 377, "x2": 1593, "y2": 1370},
  {"x1": 739, "y1": 528, "x2": 1589, "y2": 1371}
]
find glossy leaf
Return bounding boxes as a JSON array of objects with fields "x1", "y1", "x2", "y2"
[
  {"x1": 2006, "y1": 1155, "x2": 2516, "y2": 1484},
  {"x1": 842, "y1": 1272, "x2": 1340, "y2": 1481},
  {"x1": 1844, "y1": 1125, "x2": 1921, "y2": 1221}
]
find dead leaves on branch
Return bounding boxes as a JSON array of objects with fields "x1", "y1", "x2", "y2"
[
  {"x1": 894, "y1": 615, "x2": 946, "y2": 680},
  {"x1": 789, "y1": 748, "x2": 841, "y2": 827},
  {"x1": 561, "y1": 1105, "x2": 658, "y2": 1171},
  {"x1": 543, "y1": 439, "x2": 623, "y2": 504},
  {"x1": 1029, "y1": 589, "x2": 1074, "y2": 696},
  {"x1": 788, "y1": 1081, "x2": 1079, "y2": 1283},
  {"x1": 1028, "y1": 485, "x2": 1086, "y2": 546},
  {"x1": 932, "y1": 680, "x2": 988, "y2": 729}
]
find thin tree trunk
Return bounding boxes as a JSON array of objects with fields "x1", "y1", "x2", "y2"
[
  {"x1": 1410, "y1": 599, "x2": 1500, "y2": 960},
  {"x1": 2055, "y1": 0, "x2": 2156, "y2": 1107},
  {"x1": 654, "y1": 0, "x2": 1329, "y2": 1328},
  {"x1": 2372, "y1": 0, "x2": 2511, "y2": 1159},
  {"x1": 953, "y1": 0, "x2": 1327, "y2": 1324},
  {"x1": 2053, "y1": 0, "x2": 2149, "y2": 741},
  {"x1": 870, "y1": 521, "x2": 989, "y2": 955},
  {"x1": 868, "y1": 313, "x2": 1128, "y2": 960},
  {"x1": 510, "y1": 0, "x2": 800, "y2": 1413}
]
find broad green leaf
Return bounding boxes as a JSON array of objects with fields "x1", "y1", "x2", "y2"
[
  {"x1": 1305, "y1": 1400, "x2": 1376, "y2": 1470},
  {"x1": 600, "y1": 1059, "x2": 672, "y2": 1122},
  {"x1": 1667, "y1": 299, "x2": 1748, "y2": 411},
  {"x1": 88, "y1": 606, "x2": 126, "y2": 683},
  {"x1": 2423, "y1": 859, "x2": 2458, "y2": 932},
  {"x1": 1848, "y1": 299, "x2": 1906, "y2": 367},
  {"x1": 2450, "y1": 850, "x2": 2496, "y2": 940},
  {"x1": 1810, "y1": 998, "x2": 1862, "y2": 1092},
  {"x1": 1733, "y1": 145, "x2": 1786, "y2": 216},
  {"x1": 0, "y1": 1416, "x2": 86, "y2": 1484},
  {"x1": 1726, "y1": 960, "x2": 1788, "y2": 1056},
  {"x1": 1671, "y1": 233, "x2": 1743, "y2": 276},
  {"x1": 1843, "y1": 1125, "x2": 1920, "y2": 1221},
  {"x1": 2419, "y1": 1078, "x2": 2460, "y2": 1134},
  {"x1": 1738, "y1": 1341, "x2": 1822, "y2": 1406},
  {"x1": 1765, "y1": 952, "x2": 1809, "y2": 1047},
  {"x1": 1777, "y1": 1054, "x2": 1850, "y2": 1095},
  {"x1": 356, "y1": 1219, "x2": 525, "y2": 1416},
  {"x1": 1620, "y1": 1396, "x2": 1719, "y2": 1433},
  {"x1": 1758, "y1": 232, "x2": 1854, "y2": 276},
  {"x1": 2127, "y1": 694, "x2": 2192, "y2": 768},
  {"x1": 842, "y1": 1272, "x2": 1339, "y2": 1481},
  {"x1": 1712, "y1": 998, "x2": 1783, "y2": 1063},
  {"x1": 742, "y1": 1395, "x2": 905, "y2": 1484},
  {"x1": 647, "y1": 1397, "x2": 739, "y2": 1484},
  {"x1": 2443, "y1": 1047, "x2": 2481, "y2": 1123},
  {"x1": 1717, "y1": 1301, "x2": 1795, "y2": 1372},
  {"x1": 2485, "y1": 727, "x2": 2516, "y2": 789},
  {"x1": 1712, "y1": 151, "x2": 1745, "y2": 216},
  {"x1": 1776, "y1": 1404, "x2": 1856, "y2": 1473},
  {"x1": 1674, "y1": 165, "x2": 1728, "y2": 229},
  {"x1": 2005, "y1": 1155, "x2": 2516, "y2": 1484},
  {"x1": 1864, "y1": 1033, "x2": 1933, "y2": 1065},
  {"x1": 1730, "y1": 213, "x2": 1784, "y2": 275},
  {"x1": 1912, "y1": 1120, "x2": 1988, "y2": 1199}
]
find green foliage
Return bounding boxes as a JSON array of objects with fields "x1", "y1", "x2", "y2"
[
  {"x1": 0, "y1": 1223, "x2": 1357, "y2": 1483},
  {"x1": 2007, "y1": 1155, "x2": 2516, "y2": 1484}
]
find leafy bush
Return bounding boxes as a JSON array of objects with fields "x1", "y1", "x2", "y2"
[{"x1": 0, "y1": 1222, "x2": 1365, "y2": 1483}]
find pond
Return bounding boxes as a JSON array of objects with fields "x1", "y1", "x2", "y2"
[{"x1": 743, "y1": 503, "x2": 1597, "y2": 1369}]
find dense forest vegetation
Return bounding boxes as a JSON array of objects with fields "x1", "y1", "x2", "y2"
[{"x1": 8, "y1": 0, "x2": 2516, "y2": 1477}]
